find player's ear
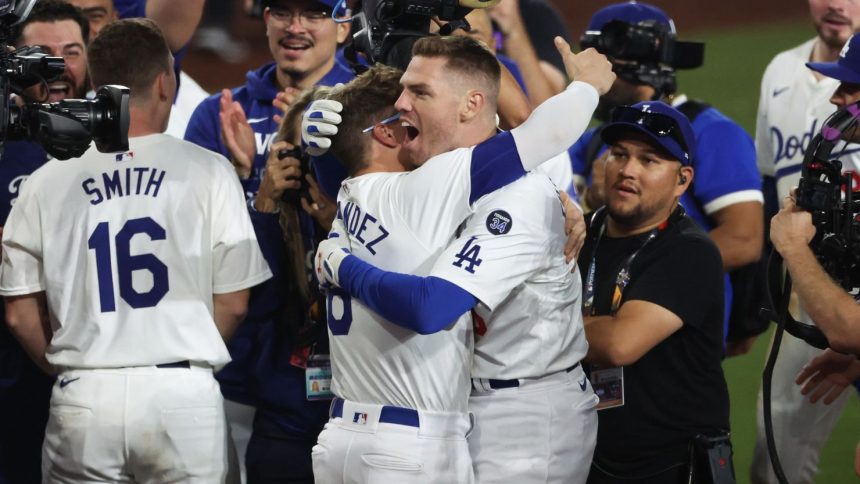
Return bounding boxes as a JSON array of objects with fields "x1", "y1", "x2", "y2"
[
  {"x1": 371, "y1": 123, "x2": 400, "y2": 148},
  {"x1": 460, "y1": 89, "x2": 485, "y2": 123}
]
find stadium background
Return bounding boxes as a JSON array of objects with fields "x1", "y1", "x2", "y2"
[{"x1": 181, "y1": 2, "x2": 859, "y2": 482}]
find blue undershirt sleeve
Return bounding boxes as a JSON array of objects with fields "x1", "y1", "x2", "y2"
[
  {"x1": 469, "y1": 132, "x2": 525, "y2": 204},
  {"x1": 337, "y1": 255, "x2": 477, "y2": 335}
]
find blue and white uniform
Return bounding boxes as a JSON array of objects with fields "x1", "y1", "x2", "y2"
[
  {"x1": 0, "y1": 134, "x2": 271, "y2": 482},
  {"x1": 313, "y1": 81, "x2": 599, "y2": 484},
  {"x1": 751, "y1": 37, "x2": 860, "y2": 484}
]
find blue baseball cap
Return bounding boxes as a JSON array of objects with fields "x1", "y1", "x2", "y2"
[
  {"x1": 585, "y1": 1, "x2": 675, "y2": 34},
  {"x1": 806, "y1": 34, "x2": 860, "y2": 84},
  {"x1": 600, "y1": 101, "x2": 696, "y2": 165}
]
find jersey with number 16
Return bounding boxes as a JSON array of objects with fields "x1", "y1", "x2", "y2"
[{"x1": 0, "y1": 134, "x2": 272, "y2": 370}]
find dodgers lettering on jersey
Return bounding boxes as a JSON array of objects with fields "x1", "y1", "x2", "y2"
[
  {"x1": 756, "y1": 37, "x2": 860, "y2": 198},
  {"x1": 0, "y1": 134, "x2": 272, "y2": 370},
  {"x1": 431, "y1": 173, "x2": 587, "y2": 380},
  {"x1": 326, "y1": 147, "x2": 479, "y2": 414}
]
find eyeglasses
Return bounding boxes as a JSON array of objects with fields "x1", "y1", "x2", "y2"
[
  {"x1": 268, "y1": 7, "x2": 331, "y2": 27},
  {"x1": 611, "y1": 106, "x2": 689, "y2": 153},
  {"x1": 362, "y1": 113, "x2": 401, "y2": 133}
]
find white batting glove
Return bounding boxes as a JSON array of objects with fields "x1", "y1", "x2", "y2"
[
  {"x1": 314, "y1": 219, "x2": 351, "y2": 287},
  {"x1": 302, "y1": 99, "x2": 343, "y2": 157}
]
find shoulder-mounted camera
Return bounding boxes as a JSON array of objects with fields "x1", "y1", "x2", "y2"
[
  {"x1": 0, "y1": 0, "x2": 129, "y2": 159},
  {"x1": 580, "y1": 18, "x2": 704, "y2": 97}
]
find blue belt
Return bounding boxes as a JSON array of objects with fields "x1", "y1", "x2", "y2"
[
  {"x1": 331, "y1": 398, "x2": 420, "y2": 428},
  {"x1": 156, "y1": 361, "x2": 190, "y2": 369},
  {"x1": 475, "y1": 362, "x2": 581, "y2": 390}
]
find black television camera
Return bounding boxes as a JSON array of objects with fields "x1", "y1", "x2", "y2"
[
  {"x1": 795, "y1": 104, "x2": 860, "y2": 293},
  {"x1": 348, "y1": 0, "x2": 500, "y2": 70},
  {"x1": 763, "y1": 102, "x2": 860, "y2": 350},
  {"x1": 0, "y1": 0, "x2": 129, "y2": 160},
  {"x1": 579, "y1": 18, "x2": 704, "y2": 98}
]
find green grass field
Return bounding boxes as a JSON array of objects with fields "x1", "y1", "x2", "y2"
[{"x1": 677, "y1": 20, "x2": 860, "y2": 483}]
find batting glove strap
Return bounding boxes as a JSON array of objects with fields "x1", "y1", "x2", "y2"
[
  {"x1": 315, "y1": 237, "x2": 351, "y2": 287},
  {"x1": 302, "y1": 99, "x2": 343, "y2": 157}
]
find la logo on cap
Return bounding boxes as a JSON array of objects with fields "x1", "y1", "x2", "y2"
[{"x1": 841, "y1": 35, "x2": 853, "y2": 59}]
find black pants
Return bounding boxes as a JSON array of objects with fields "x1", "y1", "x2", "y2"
[{"x1": 246, "y1": 413, "x2": 321, "y2": 484}]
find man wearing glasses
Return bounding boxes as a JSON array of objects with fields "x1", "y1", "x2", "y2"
[
  {"x1": 578, "y1": 101, "x2": 732, "y2": 483},
  {"x1": 183, "y1": 1, "x2": 353, "y2": 482},
  {"x1": 185, "y1": 0, "x2": 353, "y2": 198}
]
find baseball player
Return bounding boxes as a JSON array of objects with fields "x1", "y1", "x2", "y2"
[
  {"x1": 306, "y1": 36, "x2": 613, "y2": 483},
  {"x1": 317, "y1": 169, "x2": 596, "y2": 484},
  {"x1": 0, "y1": 19, "x2": 271, "y2": 483},
  {"x1": 752, "y1": 2, "x2": 860, "y2": 482}
]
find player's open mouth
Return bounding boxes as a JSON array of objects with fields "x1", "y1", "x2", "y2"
[{"x1": 402, "y1": 120, "x2": 420, "y2": 144}]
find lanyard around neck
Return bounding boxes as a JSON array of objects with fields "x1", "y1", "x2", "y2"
[{"x1": 582, "y1": 208, "x2": 675, "y2": 316}]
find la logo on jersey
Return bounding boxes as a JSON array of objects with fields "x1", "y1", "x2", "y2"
[{"x1": 352, "y1": 412, "x2": 368, "y2": 425}]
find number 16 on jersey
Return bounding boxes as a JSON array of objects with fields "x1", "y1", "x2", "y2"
[{"x1": 87, "y1": 216, "x2": 170, "y2": 312}]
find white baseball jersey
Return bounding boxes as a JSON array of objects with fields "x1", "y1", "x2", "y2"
[
  {"x1": 329, "y1": 147, "x2": 483, "y2": 414},
  {"x1": 0, "y1": 133, "x2": 272, "y2": 370},
  {"x1": 756, "y1": 37, "x2": 860, "y2": 198},
  {"x1": 430, "y1": 173, "x2": 587, "y2": 380},
  {"x1": 534, "y1": 151, "x2": 575, "y2": 195}
]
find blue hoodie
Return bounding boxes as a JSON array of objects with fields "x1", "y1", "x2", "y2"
[
  {"x1": 185, "y1": 60, "x2": 354, "y2": 199},
  {"x1": 185, "y1": 60, "x2": 353, "y2": 407}
]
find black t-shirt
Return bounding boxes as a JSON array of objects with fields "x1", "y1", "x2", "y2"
[
  {"x1": 578, "y1": 211, "x2": 730, "y2": 479},
  {"x1": 518, "y1": 0, "x2": 572, "y2": 74}
]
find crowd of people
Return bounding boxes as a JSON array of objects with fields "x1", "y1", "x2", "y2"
[{"x1": 0, "y1": 0, "x2": 858, "y2": 483}]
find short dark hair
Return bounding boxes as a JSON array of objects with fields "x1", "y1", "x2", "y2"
[
  {"x1": 88, "y1": 18, "x2": 171, "y2": 101},
  {"x1": 412, "y1": 35, "x2": 500, "y2": 107},
  {"x1": 11, "y1": 0, "x2": 89, "y2": 46},
  {"x1": 327, "y1": 64, "x2": 403, "y2": 175}
]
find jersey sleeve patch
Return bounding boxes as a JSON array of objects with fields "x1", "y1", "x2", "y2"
[{"x1": 485, "y1": 209, "x2": 513, "y2": 235}]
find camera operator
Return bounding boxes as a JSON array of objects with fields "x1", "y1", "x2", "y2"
[
  {"x1": 0, "y1": 2, "x2": 91, "y2": 482},
  {"x1": 771, "y1": 193, "x2": 860, "y2": 354},
  {"x1": 752, "y1": 17, "x2": 860, "y2": 481}
]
